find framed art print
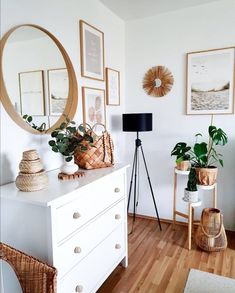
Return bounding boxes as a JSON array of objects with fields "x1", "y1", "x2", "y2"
[
  {"x1": 186, "y1": 47, "x2": 235, "y2": 115},
  {"x1": 19, "y1": 70, "x2": 45, "y2": 116},
  {"x1": 80, "y1": 20, "x2": 104, "y2": 81},
  {"x1": 106, "y1": 68, "x2": 120, "y2": 105},
  {"x1": 82, "y1": 87, "x2": 106, "y2": 127},
  {"x1": 48, "y1": 68, "x2": 69, "y2": 116}
]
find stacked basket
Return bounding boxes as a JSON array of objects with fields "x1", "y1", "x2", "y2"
[{"x1": 16, "y1": 150, "x2": 48, "y2": 192}]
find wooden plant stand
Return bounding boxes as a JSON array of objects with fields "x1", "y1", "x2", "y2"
[{"x1": 172, "y1": 168, "x2": 217, "y2": 250}]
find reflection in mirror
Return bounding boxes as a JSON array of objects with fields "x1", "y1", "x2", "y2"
[
  {"x1": 0, "y1": 260, "x2": 23, "y2": 292},
  {"x1": 2, "y1": 26, "x2": 69, "y2": 132}
]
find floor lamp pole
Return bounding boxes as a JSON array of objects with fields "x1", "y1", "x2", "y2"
[{"x1": 127, "y1": 132, "x2": 162, "y2": 231}]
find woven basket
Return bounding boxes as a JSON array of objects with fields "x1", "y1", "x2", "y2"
[
  {"x1": 0, "y1": 242, "x2": 57, "y2": 293},
  {"x1": 195, "y1": 167, "x2": 218, "y2": 186},
  {"x1": 16, "y1": 170, "x2": 48, "y2": 192},
  {"x1": 195, "y1": 208, "x2": 227, "y2": 252},
  {"x1": 19, "y1": 158, "x2": 43, "y2": 174},
  {"x1": 74, "y1": 124, "x2": 114, "y2": 170},
  {"x1": 22, "y1": 149, "x2": 39, "y2": 161}
]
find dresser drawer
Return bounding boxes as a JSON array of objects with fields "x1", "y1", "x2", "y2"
[
  {"x1": 55, "y1": 199, "x2": 125, "y2": 278},
  {"x1": 58, "y1": 224, "x2": 125, "y2": 293},
  {"x1": 55, "y1": 172, "x2": 125, "y2": 242}
]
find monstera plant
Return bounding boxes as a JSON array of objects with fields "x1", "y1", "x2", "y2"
[{"x1": 171, "y1": 125, "x2": 228, "y2": 186}]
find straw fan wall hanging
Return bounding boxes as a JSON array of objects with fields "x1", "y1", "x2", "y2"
[{"x1": 143, "y1": 66, "x2": 174, "y2": 97}]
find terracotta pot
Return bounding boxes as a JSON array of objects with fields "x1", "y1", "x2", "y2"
[
  {"x1": 176, "y1": 161, "x2": 190, "y2": 171},
  {"x1": 195, "y1": 167, "x2": 218, "y2": 186}
]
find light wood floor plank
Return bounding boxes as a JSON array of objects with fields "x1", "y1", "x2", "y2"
[{"x1": 98, "y1": 217, "x2": 235, "y2": 293}]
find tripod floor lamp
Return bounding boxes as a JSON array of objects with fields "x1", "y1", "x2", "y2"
[{"x1": 122, "y1": 113, "x2": 162, "y2": 231}]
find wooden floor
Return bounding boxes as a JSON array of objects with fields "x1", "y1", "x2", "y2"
[{"x1": 98, "y1": 217, "x2": 235, "y2": 293}]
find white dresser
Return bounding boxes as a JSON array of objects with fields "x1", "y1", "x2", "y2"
[{"x1": 0, "y1": 164, "x2": 128, "y2": 293}]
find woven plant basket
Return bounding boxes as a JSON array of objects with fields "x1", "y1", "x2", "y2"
[
  {"x1": 196, "y1": 167, "x2": 218, "y2": 186},
  {"x1": 16, "y1": 170, "x2": 48, "y2": 192},
  {"x1": 195, "y1": 208, "x2": 227, "y2": 252},
  {"x1": 0, "y1": 242, "x2": 57, "y2": 293},
  {"x1": 19, "y1": 158, "x2": 43, "y2": 174},
  {"x1": 74, "y1": 124, "x2": 114, "y2": 170},
  {"x1": 22, "y1": 149, "x2": 39, "y2": 161},
  {"x1": 176, "y1": 161, "x2": 190, "y2": 171}
]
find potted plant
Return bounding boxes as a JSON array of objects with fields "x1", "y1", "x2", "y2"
[
  {"x1": 183, "y1": 167, "x2": 198, "y2": 203},
  {"x1": 190, "y1": 125, "x2": 228, "y2": 186},
  {"x1": 48, "y1": 116, "x2": 94, "y2": 174},
  {"x1": 171, "y1": 142, "x2": 191, "y2": 171}
]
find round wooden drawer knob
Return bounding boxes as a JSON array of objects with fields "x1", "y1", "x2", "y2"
[
  {"x1": 115, "y1": 243, "x2": 121, "y2": 250},
  {"x1": 73, "y1": 212, "x2": 81, "y2": 219},
  {"x1": 115, "y1": 214, "x2": 121, "y2": 220},
  {"x1": 114, "y1": 187, "x2": 120, "y2": 193},
  {"x1": 75, "y1": 285, "x2": 83, "y2": 292},
  {"x1": 74, "y1": 247, "x2": 82, "y2": 254}
]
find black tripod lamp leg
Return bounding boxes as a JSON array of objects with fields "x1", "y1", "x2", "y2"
[
  {"x1": 127, "y1": 147, "x2": 137, "y2": 212},
  {"x1": 140, "y1": 145, "x2": 162, "y2": 231}
]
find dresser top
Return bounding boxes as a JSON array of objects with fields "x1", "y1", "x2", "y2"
[{"x1": 0, "y1": 164, "x2": 128, "y2": 207}]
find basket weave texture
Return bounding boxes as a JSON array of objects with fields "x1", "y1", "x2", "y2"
[
  {"x1": 74, "y1": 124, "x2": 114, "y2": 170},
  {"x1": 16, "y1": 170, "x2": 48, "y2": 192},
  {"x1": 195, "y1": 208, "x2": 227, "y2": 252},
  {"x1": 19, "y1": 159, "x2": 43, "y2": 174},
  {"x1": 0, "y1": 242, "x2": 57, "y2": 293},
  {"x1": 22, "y1": 149, "x2": 39, "y2": 161}
]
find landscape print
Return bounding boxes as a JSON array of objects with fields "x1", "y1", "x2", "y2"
[{"x1": 187, "y1": 48, "x2": 235, "y2": 114}]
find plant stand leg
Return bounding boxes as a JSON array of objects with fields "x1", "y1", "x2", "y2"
[
  {"x1": 213, "y1": 183, "x2": 217, "y2": 208},
  {"x1": 188, "y1": 203, "x2": 192, "y2": 250},
  {"x1": 173, "y1": 170, "x2": 177, "y2": 230}
]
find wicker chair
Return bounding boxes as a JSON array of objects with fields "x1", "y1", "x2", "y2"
[{"x1": 0, "y1": 242, "x2": 57, "y2": 293}]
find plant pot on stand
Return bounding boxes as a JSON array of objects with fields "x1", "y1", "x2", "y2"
[
  {"x1": 195, "y1": 166, "x2": 218, "y2": 186},
  {"x1": 183, "y1": 168, "x2": 199, "y2": 203}
]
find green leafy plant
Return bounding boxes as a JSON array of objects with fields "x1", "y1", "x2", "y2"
[
  {"x1": 23, "y1": 114, "x2": 46, "y2": 132},
  {"x1": 48, "y1": 116, "x2": 95, "y2": 162},
  {"x1": 171, "y1": 142, "x2": 191, "y2": 163},
  {"x1": 190, "y1": 125, "x2": 228, "y2": 167},
  {"x1": 186, "y1": 168, "x2": 197, "y2": 192},
  {"x1": 171, "y1": 125, "x2": 228, "y2": 168}
]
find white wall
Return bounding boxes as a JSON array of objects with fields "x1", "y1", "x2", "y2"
[
  {"x1": 0, "y1": 0, "x2": 125, "y2": 185},
  {"x1": 125, "y1": 0, "x2": 235, "y2": 230}
]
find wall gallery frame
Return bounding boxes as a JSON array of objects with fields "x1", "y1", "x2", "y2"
[
  {"x1": 106, "y1": 68, "x2": 120, "y2": 105},
  {"x1": 48, "y1": 68, "x2": 69, "y2": 116},
  {"x1": 82, "y1": 87, "x2": 106, "y2": 127},
  {"x1": 80, "y1": 20, "x2": 105, "y2": 81},
  {"x1": 19, "y1": 70, "x2": 45, "y2": 116},
  {"x1": 186, "y1": 47, "x2": 235, "y2": 115}
]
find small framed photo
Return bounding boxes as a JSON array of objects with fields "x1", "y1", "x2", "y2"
[
  {"x1": 106, "y1": 68, "x2": 120, "y2": 106},
  {"x1": 186, "y1": 47, "x2": 235, "y2": 115},
  {"x1": 82, "y1": 87, "x2": 106, "y2": 127},
  {"x1": 48, "y1": 68, "x2": 69, "y2": 116},
  {"x1": 19, "y1": 70, "x2": 45, "y2": 116},
  {"x1": 80, "y1": 20, "x2": 105, "y2": 81}
]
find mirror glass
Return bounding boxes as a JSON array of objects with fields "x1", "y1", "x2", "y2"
[
  {"x1": 0, "y1": 260, "x2": 23, "y2": 292},
  {"x1": 2, "y1": 26, "x2": 69, "y2": 132}
]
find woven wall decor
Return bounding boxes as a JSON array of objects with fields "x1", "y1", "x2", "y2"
[{"x1": 143, "y1": 66, "x2": 174, "y2": 97}]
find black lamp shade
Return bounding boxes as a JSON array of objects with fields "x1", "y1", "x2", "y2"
[{"x1": 122, "y1": 113, "x2": 152, "y2": 132}]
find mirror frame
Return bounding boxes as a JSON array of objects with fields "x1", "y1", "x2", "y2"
[{"x1": 0, "y1": 24, "x2": 78, "y2": 134}]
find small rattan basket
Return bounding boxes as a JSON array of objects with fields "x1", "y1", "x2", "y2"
[
  {"x1": 22, "y1": 149, "x2": 39, "y2": 161},
  {"x1": 19, "y1": 158, "x2": 43, "y2": 174},
  {"x1": 16, "y1": 170, "x2": 48, "y2": 192}
]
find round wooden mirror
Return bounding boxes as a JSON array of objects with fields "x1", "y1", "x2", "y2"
[{"x1": 0, "y1": 24, "x2": 78, "y2": 134}]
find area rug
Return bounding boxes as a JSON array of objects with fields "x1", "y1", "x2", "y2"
[{"x1": 184, "y1": 269, "x2": 235, "y2": 292}]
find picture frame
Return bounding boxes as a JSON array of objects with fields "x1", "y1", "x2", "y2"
[
  {"x1": 82, "y1": 87, "x2": 106, "y2": 127},
  {"x1": 186, "y1": 47, "x2": 235, "y2": 115},
  {"x1": 48, "y1": 68, "x2": 69, "y2": 116},
  {"x1": 19, "y1": 70, "x2": 45, "y2": 116},
  {"x1": 106, "y1": 68, "x2": 120, "y2": 105},
  {"x1": 80, "y1": 20, "x2": 105, "y2": 81}
]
